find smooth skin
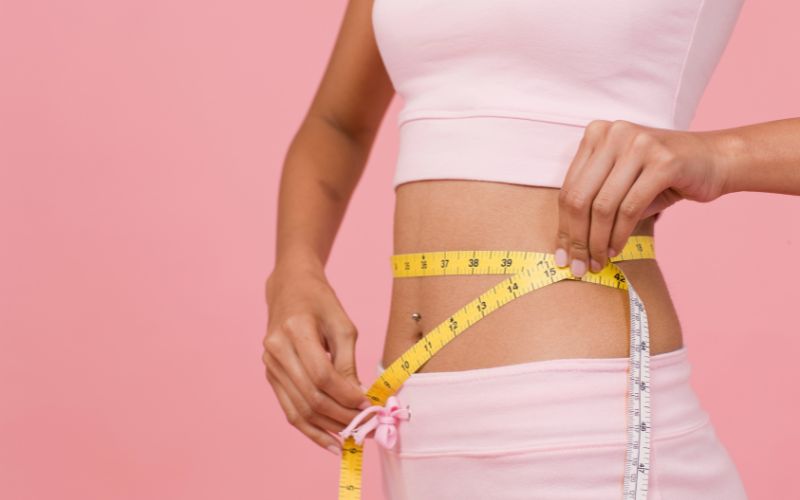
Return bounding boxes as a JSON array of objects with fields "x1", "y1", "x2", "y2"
[{"x1": 264, "y1": 0, "x2": 800, "y2": 456}]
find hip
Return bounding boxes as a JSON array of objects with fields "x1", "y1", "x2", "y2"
[{"x1": 375, "y1": 347, "x2": 748, "y2": 500}]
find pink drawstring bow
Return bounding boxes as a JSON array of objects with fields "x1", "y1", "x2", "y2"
[{"x1": 338, "y1": 395, "x2": 411, "y2": 449}]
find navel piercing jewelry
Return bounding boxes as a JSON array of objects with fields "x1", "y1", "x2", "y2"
[{"x1": 411, "y1": 312, "x2": 422, "y2": 322}]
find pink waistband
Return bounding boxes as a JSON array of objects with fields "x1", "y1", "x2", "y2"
[{"x1": 373, "y1": 346, "x2": 709, "y2": 456}]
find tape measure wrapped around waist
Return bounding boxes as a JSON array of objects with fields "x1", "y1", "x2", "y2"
[{"x1": 336, "y1": 235, "x2": 655, "y2": 500}]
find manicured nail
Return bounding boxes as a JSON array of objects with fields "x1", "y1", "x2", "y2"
[
  {"x1": 327, "y1": 445, "x2": 341, "y2": 456},
  {"x1": 358, "y1": 401, "x2": 371, "y2": 410},
  {"x1": 590, "y1": 259, "x2": 603, "y2": 273},
  {"x1": 570, "y1": 259, "x2": 586, "y2": 277},
  {"x1": 608, "y1": 247, "x2": 618, "y2": 258},
  {"x1": 554, "y1": 247, "x2": 568, "y2": 267}
]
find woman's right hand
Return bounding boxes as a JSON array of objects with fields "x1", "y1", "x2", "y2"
[{"x1": 263, "y1": 264, "x2": 372, "y2": 456}]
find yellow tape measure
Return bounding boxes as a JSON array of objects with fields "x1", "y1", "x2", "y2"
[{"x1": 337, "y1": 235, "x2": 656, "y2": 499}]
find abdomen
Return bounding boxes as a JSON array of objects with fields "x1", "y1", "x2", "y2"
[{"x1": 381, "y1": 179, "x2": 683, "y2": 373}]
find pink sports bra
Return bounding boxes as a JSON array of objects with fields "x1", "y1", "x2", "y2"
[{"x1": 371, "y1": 0, "x2": 745, "y2": 190}]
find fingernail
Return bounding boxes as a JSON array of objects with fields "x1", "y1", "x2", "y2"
[
  {"x1": 358, "y1": 401, "x2": 371, "y2": 410},
  {"x1": 570, "y1": 259, "x2": 586, "y2": 277},
  {"x1": 327, "y1": 445, "x2": 341, "y2": 456},
  {"x1": 608, "y1": 247, "x2": 618, "y2": 258},
  {"x1": 590, "y1": 259, "x2": 603, "y2": 273},
  {"x1": 554, "y1": 247, "x2": 568, "y2": 267}
]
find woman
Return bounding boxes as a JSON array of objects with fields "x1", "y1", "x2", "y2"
[{"x1": 264, "y1": 1, "x2": 798, "y2": 498}]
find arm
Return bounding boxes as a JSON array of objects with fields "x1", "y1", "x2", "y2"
[
  {"x1": 710, "y1": 117, "x2": 800, "y2": 196},
  {"x1": 273, "y1": 0, "x2": 394, "y2": 274},
  {"x1": 264, "y1": 0, "x2": 395, "y2": 456}
]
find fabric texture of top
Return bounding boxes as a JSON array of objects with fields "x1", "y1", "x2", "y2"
[{"x1": 371, "y1": 0, "x2": 746, "y2": 190}]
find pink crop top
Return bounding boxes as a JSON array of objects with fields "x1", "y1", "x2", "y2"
[{"x1": 371, "y1": 0, "x2": 745, "y2": 190}]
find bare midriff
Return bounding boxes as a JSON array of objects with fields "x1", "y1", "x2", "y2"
[{"x1": 380, "y1": 179, "x2": 684, "y2": 373}]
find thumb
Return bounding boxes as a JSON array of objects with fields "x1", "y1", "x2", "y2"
[
  {"x1": 325, "y1": 318, "x2": 366, "y2": 395},
  {"x1": 330, "y1": 334, "x2": 372, "y2": 410}
]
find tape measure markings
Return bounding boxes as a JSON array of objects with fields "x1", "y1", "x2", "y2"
[{"x1": 338, "y1": 235, "x2": 655, "y2": 500}]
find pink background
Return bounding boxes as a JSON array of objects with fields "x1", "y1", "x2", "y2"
[{"x1": 2, "y1": 1, "x2": 798, "y2": 499}]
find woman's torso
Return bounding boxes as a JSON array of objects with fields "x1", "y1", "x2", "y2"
[
  {"x1": 381, "y1": 181, "x2": 683, "y2": 372},
  {"x1": 373, "y1": 0, "x2": 746, "y2": 371}
]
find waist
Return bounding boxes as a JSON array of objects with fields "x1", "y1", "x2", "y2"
[
  {"x1": 393, "y1": 179, "x2": 655, "y2": 254},
  {"x1": 384, "y1": 185, "x2": 677, "y2": 370}
]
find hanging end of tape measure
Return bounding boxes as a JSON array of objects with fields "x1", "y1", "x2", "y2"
[{"x1": 338, "y1": 436, "x2": 365, "y2": 500}]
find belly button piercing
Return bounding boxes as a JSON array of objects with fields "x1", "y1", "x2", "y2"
[{"x1": 411, "y1": 312, "x2": 422, "y2": 322}]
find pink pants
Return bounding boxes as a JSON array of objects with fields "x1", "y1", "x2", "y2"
[{"x1": 375, "y1": 346, "x2": 747, "y2": 500}]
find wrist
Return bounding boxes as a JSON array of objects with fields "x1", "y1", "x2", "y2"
[
  {"x1": 707, "y1": 128, "x2": 748, "y2": 196},
  {"x1": 267, "y1": 250, "x2": 327, "y2": 295},
  {"x1": 274, "y1": 243, "x2": 327, "y2": 272}
]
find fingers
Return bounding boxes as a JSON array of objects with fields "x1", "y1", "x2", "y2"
[
  {"x1": 560, "y1": 143, "x2": 618, "y2": 276},
  {"x1": 557, "y1": 121, "x2": 676, "y2": 275},
  {"x1": 263, "y1": 270, "x2": 376, "y2": 457},
  {"x1": 263, "y1": 315, "x2": 368, "y2": 429},
  {"x1": 558, "y1": 120, "x2": 619, "y2": 276},
  {"x1": 587, "y1": 141, "x2": 648, "y2": 270},
  {"x1": 324, "y1": 315, "x2": 369, "y2": 401},
  {"x1": 265, "y1": 348, "x2": 351, "y2": 434},
  {"x1": 555, "y1": 122, "x2": 597, "y2": 270},
  {"x1": 264, "y1": 358, "x2": 343, "y2": 456},
  {"x1": 608, "y1": 163, "x2": 672, "y2": 255},
  {"x1": 291, "y1": 314, "x2": 371, "y2": 410}
]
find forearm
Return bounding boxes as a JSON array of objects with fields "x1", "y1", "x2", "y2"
[
  {"x1": 710, "y1": 117, "x2": 800, "y2": 196},
  {"x1": 272, "y1": 115, "x2": 370, "y2": 275}
]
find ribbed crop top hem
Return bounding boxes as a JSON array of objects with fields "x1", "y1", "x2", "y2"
[
  {"x1": 391, "y1": 104, "x2": 687, "y2": 190},
  {"x1": 393, "y1": 114, "x2": 588, "y2": 191}
]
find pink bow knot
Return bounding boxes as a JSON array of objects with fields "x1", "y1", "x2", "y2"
[{"x1": 338, "y1": 395, "x2": 411, "y2": 449}]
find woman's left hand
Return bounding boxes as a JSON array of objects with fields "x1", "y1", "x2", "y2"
[{"x1": 555, "y1": 119, "x2": 729, "y2": 277}]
